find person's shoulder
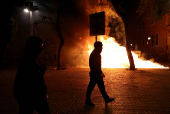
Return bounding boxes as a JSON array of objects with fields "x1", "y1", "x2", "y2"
[
  {"x1": 91, "y1": 50, "x2": 99, "y2": 56},
  {"x1": 90, "y1": 50, "x2": 95, "y2": 57},
  {"x1": 91, "y1": 50, "x2": 95, "y2": 55}
]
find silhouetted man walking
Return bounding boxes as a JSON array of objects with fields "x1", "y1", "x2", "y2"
[
  {"x1": 13, "y1": 36, "x2": 50, "y2": 114},
  {"x1": 86, "y1": 41, "x2": 114, "y2": 106}
]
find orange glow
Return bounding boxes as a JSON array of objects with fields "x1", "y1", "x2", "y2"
[{"x1": 88, "y1": 36, "x2": 169, "y2": 69}]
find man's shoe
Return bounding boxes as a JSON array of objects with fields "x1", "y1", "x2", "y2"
[
  {"x1": 85, "y1": 101, "x2": 95, "y2": 106},
  {"x1": 105, "y1": 98, "x2": 114, "y2": 104}
]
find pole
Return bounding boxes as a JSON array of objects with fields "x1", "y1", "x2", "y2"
[
  {"x1": 96, "y1": 35, "x2": 97, "y2": 42},
  {"x1": 147, "y1": 40, "x2": 150, "y2": 60},
  {"x1": 30, "y1": 11, "x2": 33, "y2": 36},
  {"x1": 33, "y1": 23, "x2": 37, "y2": 36}
]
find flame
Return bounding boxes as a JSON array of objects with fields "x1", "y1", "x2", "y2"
[{"x1": 88, "y1": 36, "x2": 169, "y2": 69}]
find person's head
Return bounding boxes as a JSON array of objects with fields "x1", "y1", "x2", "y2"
[
  {"x1": 25, "y1": 36, "x2": 43, "y2": 58},
  {"x1": 94, "y1": 41, "x2": 103, "y2": 53}
]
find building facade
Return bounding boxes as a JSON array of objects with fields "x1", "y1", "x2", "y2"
[
  {"x1": 128, "y1": 1, "x2": 170, "y2": 62},
  {"x1": 137, "y1": 12, "x2": 170, "y2": 62}
]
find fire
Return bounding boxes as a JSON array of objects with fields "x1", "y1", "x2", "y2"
[{"x1": 88, "y1": 36, "x2": 169, "y2": 69}]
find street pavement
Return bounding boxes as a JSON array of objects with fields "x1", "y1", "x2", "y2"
[{"x1": 0, "y1": 66, "x2": 170, "y2": 114}]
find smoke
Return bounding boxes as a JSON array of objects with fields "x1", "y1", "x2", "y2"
[
  {"x1": 57, "y1": 0, "x2": 126, "y2": 68},
  {"x1": 38, "y1": 0, "x2": 126, "y2": 68}
]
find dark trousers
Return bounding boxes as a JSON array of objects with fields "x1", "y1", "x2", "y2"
[
  {"x1": 86, "y1": 75, "x2": 109, "y2": 101},
  {"x1": 18, "y1": 98, "x2": 50, "y2": 114}
]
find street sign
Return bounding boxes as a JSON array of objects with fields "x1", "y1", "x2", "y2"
[{"x1": 90, "y1": 11, "x2": 105, "y2": 36}]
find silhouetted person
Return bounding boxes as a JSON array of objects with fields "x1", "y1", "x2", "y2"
[
  {"x1": 13, "y1": 36, "x2": 50, "y2": 114},
  {"x1": 85, "y1": 41, "x2": 114, "y2": 106}
]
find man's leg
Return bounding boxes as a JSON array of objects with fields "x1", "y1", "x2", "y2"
[
  {"x1": 97, "y1": 77, "x2": 114, "y2": 103},
  {"x1": 35, "y1": 98, "x2": 50, "y2": 114},
  {"x1": 86, "y1": 77, "x2": 96, "y2": 106},
  {"x1": 96, "y1": 77, "x2": 110, "y2": 100}
]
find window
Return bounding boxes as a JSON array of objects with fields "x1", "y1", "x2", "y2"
[
  {"x1": 152, "y1": 35, "x2": 154, "y2": 46},
  {"x1": 156, "y1": 34, "x2": 158, "y2": 45}
]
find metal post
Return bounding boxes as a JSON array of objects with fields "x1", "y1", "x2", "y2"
[
  {"x1": 30, "y1": 11, "x2": 33, "y2": 36},
  {"x1": 96, "y1": 35, "x2": 97, "y2": 42},
  {"x1": 166, "y1": 45, "x2": 169, "y2": 61},
  {"x1": 33, "y1": 23, "x2": 37, "y2": 36},
  {"x1": 147, "y1": 40, "x2": 150, "y2": 60}
]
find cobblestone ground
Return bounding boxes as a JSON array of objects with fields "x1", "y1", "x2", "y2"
[{"x1": 0, "y1": 67, "x2": 170, "y2": 114}]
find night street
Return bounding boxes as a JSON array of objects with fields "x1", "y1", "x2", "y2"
[
  {"x1": 1, "y1": 0, "x2": 170, "y2": 113},
  {"x1": 0, "y1": 67, "x2": 170, "y2": 114}
]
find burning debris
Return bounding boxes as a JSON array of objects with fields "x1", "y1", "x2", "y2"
[
  {"x1": 88, "y1": 36, "x2": 169, "y2": 69},
  {"x1": 53, "y1": 0, "x2": 169, "y2": 69}
]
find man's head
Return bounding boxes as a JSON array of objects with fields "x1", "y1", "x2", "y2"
[
  {"x1": 25, "y1": 36, "x2": 43, "y2": 58},
  {"x1": 94, "y1": 41, "x2": 103, "y2": 53}
]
